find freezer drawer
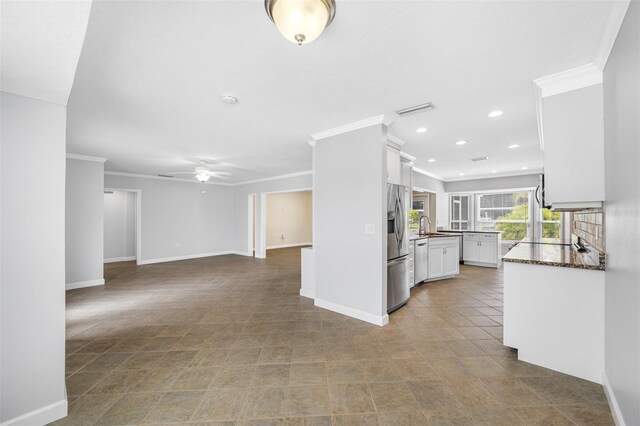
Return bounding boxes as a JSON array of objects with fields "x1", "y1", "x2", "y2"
[{"x1": 387, "y1": 255, "x2": 410, "y2": 313}]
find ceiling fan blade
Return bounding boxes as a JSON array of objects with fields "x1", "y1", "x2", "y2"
[
  {"x1": 165, "y1": 171, "x2": 196, "y2": 175},
  {"x1": 208, "y1": 171, "x2": 232, "y2": 176}
]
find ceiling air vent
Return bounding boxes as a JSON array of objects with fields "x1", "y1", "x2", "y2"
[
  {"x1": 395, "y1": 102, "x2": 436, "y2": 116},
  {"x1": 471, "y1": 156, "x2": 489, "y2": 161}
]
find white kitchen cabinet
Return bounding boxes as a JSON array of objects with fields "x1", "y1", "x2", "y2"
[
  {"x1": 535, "y1": 67, "x2": 604, "y2": 210},
  {"x1": 401, "y1": 162, "x2": 412, "y2": 188},
  {"x1": 463, "y1": 233, "x2": 500, "y2": 268},
  {"x1": 427, "y1": 237, "x2": 459, "y2": 280},
  {"x1": 387, "y1": 146, "x2": 402, "y2": 185}
]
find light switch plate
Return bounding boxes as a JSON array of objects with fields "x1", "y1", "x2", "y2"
[{"x1": 365, "y1": 224, "x2": 375, "y2": 234}]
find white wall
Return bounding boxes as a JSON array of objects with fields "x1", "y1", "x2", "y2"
[
  {"x1": 266, "y1": 191, "x2": 312, "y2": 248},
  {"x1": 66, "y1": 158, "x2": 105, "y2": 288},
  {"x1": 232, "y1": 173, "x2": 313, "y2": 256},
  {"x1": 313, "y1": 124, "x2": 387, "y2": 325},
  {"x1": 104, "y1": 174, "x2": 235, "y2": 264},
  {"x1": 603, "y1": 3, "x2": 640, "y2": 424},
  {"x1": 1, "y1": 93, "x2": 67, "y2": 424},
  {"x1": 104, "y1": 190, "x2": 136, "y2": 261},
  {"x1": 412, "y1": 170, "x2": 448, "y2": 229}
]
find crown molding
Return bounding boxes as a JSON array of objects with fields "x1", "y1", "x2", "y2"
[
  {"x1": 594, "y1": 0, "x2": 631, "y2": 70},
  {"x1": 533, "y1": 63, "x2": 602, "y2": 98},
  {"x1": 67, "y1": 153, "x2": 107, "y2": 163},
  {"x1": 310, "y1": 114, "x2": 387, "y2": 141},
  {"x1": 387, "y1": 133, "x2": 406, "y2": 149},
  {"x1": 233, "y1": 170, "x2": 313, "y2": 186},
  {"x1": 104, "y1": 171, "x2": 233, "y2": 186},
  {"x1": 443, "y1": 169, "x2": 543, "y2": 183},
  {"x1": 412, "y1": 167, "x2": 444, "y2": 181},
  {"x1": 307, "y1": 139, "x2": 316, "y2": 147},
  {"x1": 400, "y1": 151, "x2": 416, "y2": 163}
]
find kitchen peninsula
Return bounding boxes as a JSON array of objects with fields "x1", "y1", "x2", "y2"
[{"x1": 503, "y1": 239, "x2": 606, "y2": 383}]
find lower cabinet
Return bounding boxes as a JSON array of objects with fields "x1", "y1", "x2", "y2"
[
  {"x1": 427, "y1": 237, "x2": 460, "y2": 280},
  {"x1": 463, "y1": 233, "x2": 501, "y2": 268}
]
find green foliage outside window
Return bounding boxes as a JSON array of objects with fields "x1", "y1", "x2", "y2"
[
  {"x1": 408, "y1": 210, "x2": 421, "y2": 231},
  {"x1": 494, "y1": 192, "x2": 562, "y2": 240}
]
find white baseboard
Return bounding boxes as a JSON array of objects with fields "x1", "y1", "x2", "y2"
[
  {"x1": 603, "y1": 372, "x2": 626, "y2": 426},
  {"x1": 266, "y1": 242, "x2": 312, "y2": 250},
  {"x1": 104, "y1": 256, "x2": 136, "y2": 263},
  {"x1": 137, "y1": 250, "x2": 233, "y2": 265},
  {"x1": 0, "y1": 399, "x2": 67, "y2": 426},
  {"x1": 299, "y1": 288, "x2": 315, "y2": 299},
  {"x1": 314, "y1": 298, "x2": 388, "y2": 327},
  {"x1": 65, "y1": 279, "x2": 105, "y2": 291},
  {"x1": 231, "y1": 250, "x2": 253, "y2": 257}
]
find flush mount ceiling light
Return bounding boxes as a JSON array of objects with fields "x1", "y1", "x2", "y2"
[
  {"x1": 508, "y1": 144, "x2": 520, "y2": 149},
  {"x1": 491, "y1": 170, "x2": 497, "y2": 173},
  {"x1": 488, "y1": 110, "x2": 504, "y2": 118},
  {"x1": 416, "y1": 127, "x2": 428, "y2": 133},
  {"x1": 455, "y1": 140, "x2": 467, "y2": 145},
  {"x1": 427, "y1": 158, "x2": 436, "y2": 163},
  {"x1": 521, "y1": 166, "x2": 529, "y2": 170},
  {"x1": 459, "y1": 173, "x2": 465, "y2": 176},
  {"x1": 265, "y1": 0, "x2": 336, "y2": 45},
  {"x1": 221, "y1": 95, "x2": 238, "y2": 104}
]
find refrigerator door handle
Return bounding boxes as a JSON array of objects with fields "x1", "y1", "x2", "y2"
[{"x1": 388, "y1": 255, "x2": 409, "y2": 267}]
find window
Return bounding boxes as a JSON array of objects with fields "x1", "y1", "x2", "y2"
[
  {"x1": 477, "y1": 191, "x2": 530, "y2": 241},
  {"x1": 450, "y1": 195, "x2": 471, "y2": 230},
  {"x1": 409, "y1": 194, "x2": 429, "y2": 232},
  {"x1": 540, "y1": 208, "x2": 562, "y2": 239}
]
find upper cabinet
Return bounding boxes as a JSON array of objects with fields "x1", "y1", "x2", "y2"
[
  {"x1": 535, "y1": 64, "x2": 605, "y2": 211},
  {"x1": 387, "y1": 145, "x2": 402, "y2": 185}
]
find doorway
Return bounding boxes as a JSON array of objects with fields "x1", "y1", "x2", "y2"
[
  {"x1": 259, "y1": 188, "x2": 313, "y2": 258},
  {"x1": 103, "y1": 188, "x2": 141, "y2": 263}
]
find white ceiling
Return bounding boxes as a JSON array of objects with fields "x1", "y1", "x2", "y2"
[
  {"x1": 1, "y1": 0, "x2": 92, "y2": 105},
  {"x1": 66, "y1": 0, "x2": 615, "y2": 183}
]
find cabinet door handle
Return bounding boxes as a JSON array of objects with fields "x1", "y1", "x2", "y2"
[{"x1": 443, "y1": 248, "x2": 447, "y2": 254}]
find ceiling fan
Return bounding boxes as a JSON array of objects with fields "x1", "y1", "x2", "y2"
[{"x1": 165, "y1": 161, "x2": 232, "y2": 182}]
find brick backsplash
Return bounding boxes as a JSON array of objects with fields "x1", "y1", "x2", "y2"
[{"x1": 572, "y1": 209, "x2": 605, "y2": 253}]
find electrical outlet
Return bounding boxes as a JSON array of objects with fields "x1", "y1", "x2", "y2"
[{"x1": 365, "y1": 224, "x2": 375, "y2": 235}]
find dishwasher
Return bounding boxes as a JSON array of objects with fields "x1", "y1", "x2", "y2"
[{"x1": 414, "y1": 239, "x2": 429, "y2": 284}]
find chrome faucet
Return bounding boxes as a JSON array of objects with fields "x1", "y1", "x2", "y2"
[{"x1": 418, "y1": 215, "x2": 431, "y2": 236}]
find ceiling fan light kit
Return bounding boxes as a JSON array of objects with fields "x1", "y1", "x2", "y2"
[{"x1": 265, "y1": 0, "x2": 336, "y2": 45}]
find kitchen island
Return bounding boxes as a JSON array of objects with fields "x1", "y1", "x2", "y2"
[{"x1": 503, "y1": 238, "x2": 605, "y2": 383}]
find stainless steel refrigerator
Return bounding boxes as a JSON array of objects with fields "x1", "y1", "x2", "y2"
[{"x1": 387, "y1": 183, "x2": 410, "y2": 313}]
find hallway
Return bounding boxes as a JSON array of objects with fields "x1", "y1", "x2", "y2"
[{"x1": 58, "y1": 248, "x2": 612, "y2": 425}]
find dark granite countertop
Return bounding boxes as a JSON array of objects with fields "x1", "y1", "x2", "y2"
[
  {"x1": 409, "y1": 233, "x2": 462, "y2": 241},
  {"x1": 503, "y1": 240, "x2": 605, "y2": 271}
]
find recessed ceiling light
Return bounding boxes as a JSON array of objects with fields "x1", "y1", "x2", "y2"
[
  {"x1": 427, "y1": 158, "x2": 436, "y2": 163},
  {"x1": 455, "y1": 140, "x2": 467, "y2": 145},
  {"x1": 521, "y1": 166, "x2": 529, "y2": 170},
  {"x1": 459, "y1": 173, "x2": 465, "y2": 176},
  {"x1": 416, "y1": 127, "x2": 428, "y2": 133},
  {"x1": 491, "y1": 170, "x2": 497, "y2": 173},
  {"x1": 488, "y1": 110, "x2": 503, "y2": 118},
  {"x1": 508, "y1": 144, "x2": 520, "y2": 149},
  {"x1": 221, "y1": 95, "x2": 238, "y2": 104}
]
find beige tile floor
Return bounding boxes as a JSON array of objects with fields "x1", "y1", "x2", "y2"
[{"x1": 54, "y1": 248, "x2": 613, "y2": 425}]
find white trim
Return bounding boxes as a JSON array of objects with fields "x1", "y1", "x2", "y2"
[
  {"x1": 534, "y1": 63, "x2": 602, "y2": 98},
  {"x1": 66, "y1": 279, "x2": 104, "y2": 291},
  {"x1": 311, "y1": 114, "x2": 386, "y2": 141},
  {"x1": 234, "y1": 170, "x2": 312, "y2": 186},
  {"x1": 595, "y1": 1, "x2": 631, "y2": 70},
  {"x1": 104, "y1": 256, "x2": 136, "y2": 263},
  {"x1": 314, "y1": 298, "x2": 389, "y2": 327},
  {"x1": 534, "y1": 83, "x2": 545, "y2": 150},
  {"x1": 137, "y1": 250, "x2": 233, "y2": 265},
  {"x1": 387, "y1": 133, "x2": 406, "y2": 147},
  {"x1": 308, "y1": 139, "x2": 316, "y2": 147},
  {"x1": 66, "y1": 153, "x2": 107, "y2": 163},
  {"x1": 263, "y1": 187, "x2": 313, "y2": 195},
  {"x1": 603, "y1": 372, "x2": 626, "y2": 426},
  {"x1": 257, "y1": 193, "x2": 267, "y2": 259},
  {"x1": 444, "y1": 169, "x2": 543, "y2": 183},
  {"x1": 231, "y1": 250, "x2": 253, "y2": 257},
  {"x1": 299, "y1": 288, "x2": 314, "y2": 299},
  {"x1": 267, "y1": 242, "x2": 312, "y2": 250},
  {"x1": 400, "y1": 151, "x2": 416, "y2": 163},
  {"x1": 247, "y1": 194, "x2": 257, "y2": 258},
  {"x1": 0, "y1": 399, "x2": 67, "y2": 426},
  {"x1": 412, "y1": 167, "x2": 445, "y2": 181},
  {"x1": 105, "y1": 171, "x2": 233, "y2": 186}
]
